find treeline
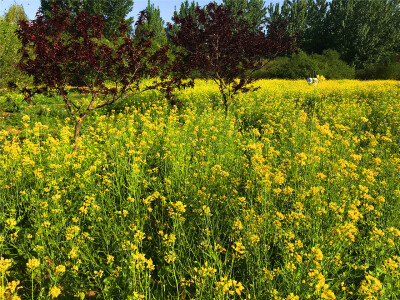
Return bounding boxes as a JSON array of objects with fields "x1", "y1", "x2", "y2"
[
  {"x1": 1, "y1": 0, "x2": 400, "y2": 88},
  {"x1": 264, "y1": 0, "x2": 400, "y2": 79},
  {"x1": 144, "y1": 0, "x2": 400, "y2": 79}
]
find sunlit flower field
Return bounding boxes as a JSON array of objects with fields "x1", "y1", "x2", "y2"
[{"x1": 1, "y1": 79, "x2": 400, "y2": 299}]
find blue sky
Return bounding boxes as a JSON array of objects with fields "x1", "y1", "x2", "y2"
[
  {"x1": 0, "y1": 0, "x2": 222, "y2": 22},
  {"x1": 0, "y1": 0, "x2": 279, "y2": 23}
]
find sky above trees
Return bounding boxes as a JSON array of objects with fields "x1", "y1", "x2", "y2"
[{"x1": 0, "y1": 0, "x2": 283, "y2": 22}]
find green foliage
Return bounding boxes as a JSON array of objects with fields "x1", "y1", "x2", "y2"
[
  {"x1": 174, "y1": 0, "x2": 198, "y2": 20},
  {"x1": 4, "y1": 4, "x2": 27, "y2": 24},
  {"x1": 135, "y1": 0, "x2": 167, "y2": 49},
  {"x1": 319, "y1": 49, "x2": 356, "y2": 79},
  {"x1": 356, "y1": 54, "x2": 400, "y2": 80},
  {"x1": 300, "y1": 0, "x2": 330, "y2": 54},
  {"x1": 40, "y1": 0, "x2": 134, "y2": 38},
  {"x1": 267, "y1": 0, "x2": 308, "y2": 39},
  {"x1": 223, "y1": 0, "x2": 267, "y2": 28},
  {"x1": 254, "y1": 50, "x2": 355, "y2": 79},
  {"x1": 0, "y1": 18, "x2": 25, "y2": 88},
  {"x1": 266, "y1": 0, "x2": 400, "y2": 69},
  {"x1": 327, "y1": 0, "x2": 400, "y2": 68},
  {"x1": 167, "y1": 0, "x2": 199, "y2": 39},
  {"x1": 0, "y1": 91, "x2": 27, "y2": 114}
]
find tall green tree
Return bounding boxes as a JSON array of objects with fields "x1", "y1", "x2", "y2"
[
  {"x1": 300, "y1": 0, "x2": 329, "y2": 54},
  {"x1": 174, "y1": 0, "x2": 198, "y2": 20},
  {"x1": 327, "y1": 0, "x2": 400, "y2": 67},
  {"x1": 40, "y1": 0, "x2": 84, "y2": 16},
  {"x1": 135, "y1": 0, "x2": 167, "y2": 48},
  {"x1": 4, "y1": 4, "x2": 27, "y2": 24},
  {"x1": 0, "y1": 18, "x2": 22, "y2": 87},
  {"x1": 0, "y1": 5, "x2": 28, "y2": 88},
  {"x1": 166, "y1": 1, "x2": 198, "y2": 39},
  {"x1": 223, "y1": 0, "x2": 267, "y2": 27},
  {"x1": 266, "y1": 0, "x2": 308, "y2": 42},
  {"x1": 40, "y1": 0, "x2": 134, "y2": 38}
]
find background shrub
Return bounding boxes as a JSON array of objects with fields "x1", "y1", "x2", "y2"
[
  {"x1": 356, "y1": 54, "x2": 400, "y2": 80},
  {"x1": 253, "y1": 49, "x2": 355, "y2": 79}
]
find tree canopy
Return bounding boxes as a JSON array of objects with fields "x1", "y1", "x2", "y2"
[
  {"x1": 0, "y1": 18, "x2": 23, "y2": 87},
  {"x1": 18, "y1": 3, "x2": 181, "y2": 145},
  {"x1": 223, "y1": 0, "x2": 267, "y2": 28},
  {"x1": 135, "y1": 0, "x2": 167, "y2": 48},
  {"x1": 168, "y1": 2, "x2": 296, "y2": 113},
  {"x1": 4, "y1": 4, "x2": 27, "y2": 24},
  {"x1": 266, "y1": 0, "x2": 400, "y2": 67},
  {"x1": 40, "y1": 0, "x2": 134, "y2": 38}
]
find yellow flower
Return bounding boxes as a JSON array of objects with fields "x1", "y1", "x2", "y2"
[
  {"x1": 49, "y1": 286, "x2": 61, "y2": 298},
  {"x1": 0, "y1": 257, "x2": 12, "y2": 272},
  {"x1": 358, "y1": 275, "x2": 382, "y2": 297},
  {"x1": 130, "y1": 291, "x2": 145, "y2": 299},
  {"x1": 26, "y1": 258, "x2": 40, "y2": 271},
  {"x1": 250, "y1": 234, "x2": 260, "y2": 244},
  {"x1": 55, "y1": 265, "x2": 66, "y2": 275},
  {"x1": 5, "y1": 218, "x2": 17, "y2": 228},
  {"x1": 164, "y1": 251, "x2": 176, "y2": 264},
  {"x1": 285, "y1": 293, "x2": 299, "y2": 300},
  {"x1": 321, "y1": 290, "x2": 336, "y2": 299},
  {"x1": 107, "y1": 255, "x2": 115, "y2": 265},
  {"x1": 312, "y1": 247, "x2": 324, "y2": 261},
  {"x1": 232, "y1": 241, "x2": 246, "y2": 256}
]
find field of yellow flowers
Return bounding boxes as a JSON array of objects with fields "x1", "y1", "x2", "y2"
[{"x1": 1, "y1": 79, "x2": 400, "y2": 299}]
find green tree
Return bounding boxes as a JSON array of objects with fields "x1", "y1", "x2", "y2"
[
  {"x1": 223, "y1": 0, "x2": 267, "y2": 27},
  {"x1": 266, "y1": 0, "x2": 308, "y2": 42},
  {"x1": 40, "y1": 0, "x2": 84, "y2": 16},
  {"x1": 40, "y1": 0, "x2": 134, "y2": 38},
  {"x1": 327, "y1": 0, "x2": 400, "y2": 68},
  {"x1": 166, "y1": 0, "x2": 198, "y2": 38},
  {"x1": 301, "y1": 0, "x2": 329, "y2": 54},
  {"x1": 174, "y1": 0, "x2": 198, "y2": 20},
  {"x1": 4, "y1": 4, "x2": 27, "y2": 24},
  {"x1": 0, "y1": 18, "x2": 23, "y2": 87},
  {"x1": 135, "y1": 0, "x2": 167, "y2": 48}
]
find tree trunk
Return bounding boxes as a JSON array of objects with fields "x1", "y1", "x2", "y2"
[
  {"x1": 222, "y1": 93, "x2": 228, "y2": 115},
  {"x1": 73, "y1": 119, "x2": 83, "y2": 151}
]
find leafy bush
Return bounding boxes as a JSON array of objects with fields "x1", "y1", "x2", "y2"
[
  {"x1": 356, "y1": 54, "x2": 400, "y2": 80},
  {"x1": 254, "y1": 49, "x2": 355, "y2": 79},
  {"x1": 0, "y1": 91, "x2": 26, "y2": 113}
]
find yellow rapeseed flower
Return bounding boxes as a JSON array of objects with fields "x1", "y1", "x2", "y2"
[
  {"x1": 55, "y1": 265, "x2": 66, "y2": 275},
  {"x1": 49, "y1": 286, "x2": 61, "y2": 298},
  {"x1": 0, "y1": 257, "x2": 12, "y2": 272},
  {"x1": 312, "y1": 247, "x2": 324, "y2": 261},
  {"x1": 26, "y1": 258, "x2": 40, "y2": 271}
]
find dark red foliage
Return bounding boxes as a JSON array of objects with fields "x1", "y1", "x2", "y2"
[
  {"x1": 167, "y1": 2, "x2": 296, "y2": 112},
  {"x1": 18, "y1": 3, "x2": 185, "y2": 144}
]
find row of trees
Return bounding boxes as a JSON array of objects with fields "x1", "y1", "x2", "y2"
[
  {"x1": 135, "y1": 0, "x2": 400, "y2": 70},
  {"x1": 42, "y1": 0, "x2": 400, "y2": 72},
  {"x1": 267, "y1": 0, "x2": 400, "y2": 69},
  {"x1": 1, "y1": 0, "x2": 400, "y2": 90},
  {"x1": 39, "y1": 0, "x2": 135, "y2": 38}
]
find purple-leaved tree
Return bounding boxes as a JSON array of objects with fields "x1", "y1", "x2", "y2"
[
  {"x1": 167, "y1": 2, "x2": 297, "y2": 113},
  {"x1": 18, "y1": 4, "x2": 184, "y2": 147}
]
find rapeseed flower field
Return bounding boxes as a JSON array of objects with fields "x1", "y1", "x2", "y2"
[{"x1": 1, "y1": 79, "x2": 400, "y2": 299}]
